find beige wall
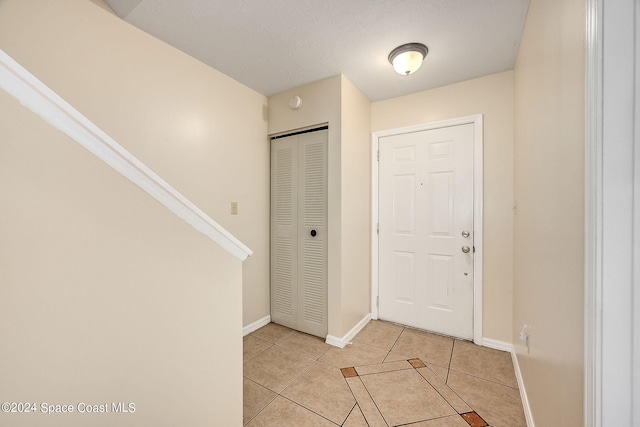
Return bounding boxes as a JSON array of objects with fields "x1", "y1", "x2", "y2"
[
  {"x1": 372, "y1": 71, "x2": 515, "y2": 343},
  {"x1": 339, "y1": 76, "x2": 372, "y2": 333},
  {"x1": 0, "y1": 0, "x2": 271, "y2": 328},
  {"x1": 269, "y1": 76, "x2": 344, "y2": 337},
  {"x1": 0, "y1": 3, "x2": 589, "y2": 424},
  {"x1": 0, "y1": 88, "x2": 243, "y2": 425},
  {"x1": 512, "y1": 0, "x2": 585, "y2": 424},
  {"x1": 269, "y1": 75, "x2": 371, "y2": 338}
]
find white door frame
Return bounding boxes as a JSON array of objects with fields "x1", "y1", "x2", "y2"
[
  {"x1": 584, "y1": 0, "x2": 639, "y2": 425},
  {"x1": 371, "y1": 114, "x2": 484, "y2": 345}
]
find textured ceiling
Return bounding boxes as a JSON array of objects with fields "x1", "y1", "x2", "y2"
[{"x1": 103, "y1": 0, "x2": 530, "y2": 101}]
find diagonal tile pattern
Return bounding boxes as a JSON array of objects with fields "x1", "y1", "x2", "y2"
[
  {"x1": 391, "y1": 327, "x2": 455, "y2": 367},
  {"x1": 345, "y1": 376, "x2": 388, "y2": 427},
  {"x1": 342, "y1": 404, "x2": 368, "y2": 427},
  {"x1": 417, "y1": 366, "x2": 472, "y2": 414},
  {"x1": 243, "y1": 378, "x2": 277, "y2": 425},
  {"x1": 281, "y1": 361, "x2": 356, "y2": 425},
  {"x1": 360, "y1": 368, "x2": 456, "y2": 425},
  {"x1": 243, "y1": 320, "x2": 527, "y2": 426},
  {"x1": 447, "y1": 370, "x2": 526, "y2": 427},
  {"x1": 243, "y1": 344, "x2": 315, "y2": 393},
  {"x1": 427, "y1": 362, "x2": 450, "y2": 382}
]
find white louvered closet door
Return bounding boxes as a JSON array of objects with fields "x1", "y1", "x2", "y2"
[
  {"x1": 271, "y1": 129, "x2": 328, "y2": 338},
  {"x1": 271, "y1": 135, "x2": 298, "y2": 329}
]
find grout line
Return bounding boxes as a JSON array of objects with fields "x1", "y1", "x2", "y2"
[
  {"x1": 317, "y1": 343, "x2": 333, "y2": 359},
  {"x1": 278, "y1": 395, "x2": 341, "y2": 426},
  {"x1": 271, "y1": 340, "x2": 330, "y2": 361},
  {"x1": 381, "y1": 326, "x2": 405, "y2": 363},
  {"x1": 270, "y1": 328, "x2": 297, "y2": 345},
  {"x1": 446, "y1": 339, "x2": 456, "y2": 383},
  {"x1": 417, "y1": 364, "x2": 477, "y2": 416},
  {"x1": 341, "y1": 402, "x2": 359, "y2": 426},
  {"x1": 341, "y1": 388, "x2": 374, "y2": 427},
  {"x1": 355, "y1": 364, "x2": 414, "y2": 377},
  {"x1": 393, "y1": 414, "x2": 463, "y2": 427},
  {"x1": 243, "y1": 388, "x2": 278, "y2": 427},
  {"x1": 276, "y1": 359, "x2": 318, "y2": 396},
  {"x1": 250, "y1": 330, "x2": 295, "y2": 345},
  {"x1": 345, "y1": 375, "x2": 389, "y2": 427},
  {"x1": 357, "y1": 375, "x2": 391, "y2": 427},
  {"x1": 447, "y1": 367, "x2": 520, "y2": 390},
  {"x1": 413, "y1": 363, "x2": 460, "y2": 415},
  {"x1": 243, "y1": 341, "x2": 274, "y2": 364},
  {"x1": 389, "y1": 326, "x2": 405, "y2": 349}
]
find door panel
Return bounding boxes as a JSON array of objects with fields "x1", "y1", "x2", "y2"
[
  {"x1": 393, "y1": 174, "x2": 416, "y2": 234},
  {"x1": 393, "y1": 251, "x2": 416, "y2": 303},
  {"x1": 297, "y1": 131, "x2": 328, "y2": 337},
  {"x1": 271, "y1": 138, "x2": 298, "y2": 329},
  {"x1": 379, "y1": 124, "x2": 474, "y2": 339}
]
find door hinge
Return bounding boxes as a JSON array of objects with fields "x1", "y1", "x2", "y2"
[
  {"x1": 376, "y1": 295, "x2": 379, "y2": 308},
  {"x1": 377, "y1": 149, "x2": 380, "y2": 161},
  {"x1": 376, "y1": 223, "x2": 379, "y2": 234}
]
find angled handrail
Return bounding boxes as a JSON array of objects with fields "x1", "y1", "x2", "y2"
[{"x1": 0, "y1": 49, "x2": 252, "y2": 261}]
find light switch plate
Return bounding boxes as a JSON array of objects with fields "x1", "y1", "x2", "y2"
[{"x1": 230, "y1": 202, "x2": 238, "y2": 215}]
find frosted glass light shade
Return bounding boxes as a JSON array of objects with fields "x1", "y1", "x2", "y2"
[{"x1": 388, "y1": 43, "x2": 429, "y2": 76}]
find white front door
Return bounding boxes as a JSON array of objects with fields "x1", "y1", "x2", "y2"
[{"x1": 378, "y1": 123, "x2": 474, "y2": 339}]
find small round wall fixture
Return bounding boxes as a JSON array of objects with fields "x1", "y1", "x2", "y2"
[
  {"x1": 289, "y1": 95, "x2": 303, "y2": 110},
  {"x1": 388, "y1": 43, "x2": 429, "y2": 76}
]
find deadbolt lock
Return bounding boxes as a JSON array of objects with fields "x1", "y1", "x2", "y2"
[{"x1": 461, "y1": 230, "x2": 470, "y2": 238}]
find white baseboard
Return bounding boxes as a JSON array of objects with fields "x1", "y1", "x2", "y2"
[
  {"x1": 243, "y1": 315, "x2": 271, "y2": 336},
  {"x1": 325, "y1": 313, "x2": 372, "y2": 348},
  {"x1": 511, "y1": 349, "x2": 536, "y2": 427},
  {"x1": 482, "y1": 337, "x2": 514, "y2": 353}
]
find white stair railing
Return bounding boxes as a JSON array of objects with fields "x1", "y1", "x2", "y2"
[{"x1": 0, "y1": 49, "x2": 252, "y2": 261}]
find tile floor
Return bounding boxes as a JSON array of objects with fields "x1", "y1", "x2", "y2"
[{"x1": 243, "y1": 320, "x2": 526, "y2": 427}]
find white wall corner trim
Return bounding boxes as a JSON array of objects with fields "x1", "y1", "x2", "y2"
[
  {"x1": 585, "y1": 0, "x2": 640, "y2": 425},
  {"x1": 0, "y1": 49, "x2": 252, "y2": 261},
  {"x1": 370, "y1": 115, "x2": 483, "y2": 344},
  {"x1": 584, "y1": 0, "x2": 602, "y2": 425},
  {"x1": 326, "y1": 313, "x2": 371, "y2": 348},
  {"x1": 243, "y1": 315, "x2": 271, "y2": 336}
]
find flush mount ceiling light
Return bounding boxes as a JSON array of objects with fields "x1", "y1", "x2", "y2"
[{"x1": 388, "y1": 43, "x2": 429, "y2": 76}]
